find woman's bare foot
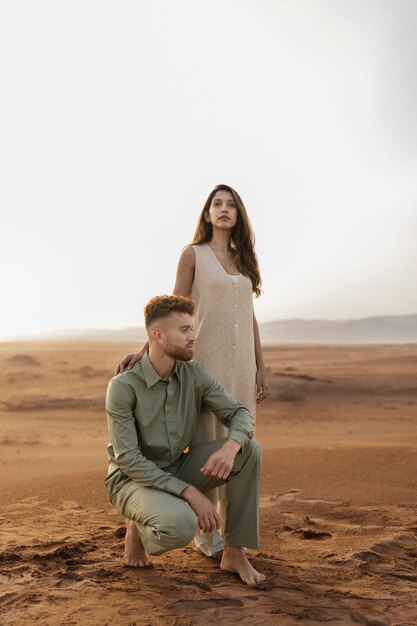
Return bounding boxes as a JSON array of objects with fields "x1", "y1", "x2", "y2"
[
  {"x1": 124, "y1": 519, "x2": 152, "y2": 568},
  {"x1": 220, "y1": 546, "x2": 265, "y2": 585}
]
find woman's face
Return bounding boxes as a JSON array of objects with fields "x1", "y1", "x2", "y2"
[{"x1": 205, "y1": 190, "x2": 238, "y2": 230}]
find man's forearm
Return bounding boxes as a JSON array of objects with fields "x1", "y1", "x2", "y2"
[
  {"x1": 111, "y1": 447, "x2": 190, "y2": 496},
  {"x1": 200, "y1": 439, "x2": 241, "y2": 480}
]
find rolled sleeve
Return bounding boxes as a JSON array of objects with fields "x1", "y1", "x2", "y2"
[{"x1": 228, "y1": 426, "x2": 253, "y2": 450}]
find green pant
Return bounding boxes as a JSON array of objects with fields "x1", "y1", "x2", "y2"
[{"x1": 110, "y1": 438, "x2": 261, "y2": 556}]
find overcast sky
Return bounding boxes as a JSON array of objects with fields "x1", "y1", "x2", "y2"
[{"x1": 1, "y1": 0, "x2": 416, "y2": 339}]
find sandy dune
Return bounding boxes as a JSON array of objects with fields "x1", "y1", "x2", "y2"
[{"x1": 1, "y1": 342, "x2": 417, "y2": 625}]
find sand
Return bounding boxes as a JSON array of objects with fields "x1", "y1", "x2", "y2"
[{"x1": 1, "y1": 342, "x2": 416, "y2": 625}]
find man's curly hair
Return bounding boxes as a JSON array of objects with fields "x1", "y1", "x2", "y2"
[{"x1": 144, "y1": 295, "x2": 195, "y2": 329}]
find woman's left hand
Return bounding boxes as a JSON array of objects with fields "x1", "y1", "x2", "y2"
[{"x1": 256, "y1": 368, "x2": 268, "y2": 404}]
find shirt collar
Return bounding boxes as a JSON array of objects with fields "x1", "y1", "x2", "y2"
[{"x1": 141, "y1": 351, "x2": 180, "y2": 388}]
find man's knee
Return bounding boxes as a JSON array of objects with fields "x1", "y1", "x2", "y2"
[
  {"x1": 173, "y1": 505, "x2": 198, "y2": 547},
  {"x1": 148, "y1": 503, "x2": 197, "y2": 555},
  {"x1": 229, "y1": 437, "x2": 261, "y2": 478},
  {"x1": 243, "y1": 438, "x2": 262, "y2": 463}
]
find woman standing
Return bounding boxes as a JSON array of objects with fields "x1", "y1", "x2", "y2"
[{"x1": 118, "y1": 184, "x2": 267, "y2": 559}]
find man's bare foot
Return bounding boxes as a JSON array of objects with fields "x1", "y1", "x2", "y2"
[
  {"x1": 220, "y1": 546, "x2": 265, "y2": 585},
  {"x1": 212, "y1": 548, "x2": 253, "y2": 561},
  {"x1": 124, "y1": 519, "x2": 152, "y2": 568}
]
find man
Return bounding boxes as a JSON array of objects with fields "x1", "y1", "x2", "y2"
[{"x1": 105, "y1": 295, "x2": 264, "y2": 585}]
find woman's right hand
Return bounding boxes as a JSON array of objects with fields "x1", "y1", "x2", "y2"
[{"x1": 115, "y1": 350, "x2": 144, "y2": 375}]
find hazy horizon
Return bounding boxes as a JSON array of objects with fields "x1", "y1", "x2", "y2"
[
  {"x1": 1, "y1": 0, "x2": 416, "y2": 339},
  {"x1": 2, "y1": 311, "x2": 416, "y2": 343}
]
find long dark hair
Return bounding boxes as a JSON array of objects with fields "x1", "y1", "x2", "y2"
[{"x1": 190, "y1": 184, "x2": 262, "y2": 297}]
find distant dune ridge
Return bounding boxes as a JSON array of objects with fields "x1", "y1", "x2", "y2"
[
  {"x1": 259, "y1": 313, "x2": 417, "y2": 343},
  {"x1": 7, "y1": 313, "x2": 417, "y2": 343}
]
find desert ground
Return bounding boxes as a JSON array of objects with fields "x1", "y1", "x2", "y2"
[{"x1": 1, "y1": 342, "x2": 417, "y2": 625}]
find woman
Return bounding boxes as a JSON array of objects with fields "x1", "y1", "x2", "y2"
[{"x1": 117, "y1": 184, "x2": 267, "y2": 558}]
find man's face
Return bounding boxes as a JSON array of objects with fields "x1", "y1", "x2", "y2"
[{"x1": 159, "y1": 312, "x2": 195, "y2": 361}]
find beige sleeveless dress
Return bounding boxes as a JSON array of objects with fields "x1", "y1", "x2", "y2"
[
  {"x1": 191, "y1": 243, "x2": 257, "y2": 438},
  {"x1": 190, "y1": 244, "x2": 257, "y2": 554}
]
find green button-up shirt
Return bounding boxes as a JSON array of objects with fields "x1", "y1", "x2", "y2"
[{"x1": 105, "y1": 352, "x2": 254, "y2": 500}]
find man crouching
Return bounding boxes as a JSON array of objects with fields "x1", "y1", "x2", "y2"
[{"x1": 104, "y1": 295, "x2": 264, "y2": 585}]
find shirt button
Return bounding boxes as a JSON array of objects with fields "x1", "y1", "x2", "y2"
[
  {"x1": 234, "y1": 324, "x2": 238, "y2": 327},
  {"x1": 233, "y1": 284, "x2": 237, "y2": 288},
  {"x1": 234, "y1": 303, "x2": 238, "y2": 307}
]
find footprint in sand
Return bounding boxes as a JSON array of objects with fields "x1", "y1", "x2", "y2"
[
  {"x1": 294, "y1": 529, "x2": 332, "y2": 541},
  {"x1": 352, "y1": 549, "x2": 384, "y2": 563}
]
